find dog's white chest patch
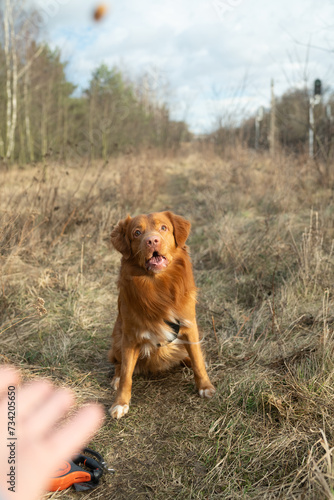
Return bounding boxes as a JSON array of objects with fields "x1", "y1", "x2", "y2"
[
  {"x1": 139, "y1": 331, "x2": 156, "y2": 358},
  {"x1": 138, "y1": 328, "x2": 177, "y2": 358},
  {"x1": 141, "y1": 331, "x2": 153, "y2": 341},
  {"x1": 140, "y1": 343, "x2": 154, "y2": 358}
]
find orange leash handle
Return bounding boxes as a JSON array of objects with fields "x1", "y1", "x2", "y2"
[{"x1": 48, "y1": 460, "x2": 92, "y2": 492}]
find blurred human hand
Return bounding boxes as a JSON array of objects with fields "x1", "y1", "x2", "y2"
[{"x1": 0, "y1": 366, "x2": 105, "y2": 500}]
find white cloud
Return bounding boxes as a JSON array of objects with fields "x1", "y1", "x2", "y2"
[{"x1": 24, "y1": 0, "x2": 334, "y2": 132}]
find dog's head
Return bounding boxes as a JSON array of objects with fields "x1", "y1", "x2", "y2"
[{"x1": 111, "y1": 211, "x2": 191, "y2": 273}]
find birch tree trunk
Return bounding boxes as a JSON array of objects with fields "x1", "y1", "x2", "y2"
[
  {"x1": 5, "y1": 0, "x2": 18, "y2": 160},
  {"x1": 41, "y1": 99, "x2": 47, "y2": 157},
  {"x1": 0, "y1": 133, "x2": 4, "y2": 159},
  {"x1": 57, "y1": 84, "x2": 62, "y2": 157},
  {"x1": 24, "y1": 65, "x2": 34, "y2": 162},
  {"x1": 89, "y1": 90, "x2": 95, "y2": 161},
  {"x1": 18, "y1": 106, "x2": 26, "y2": 164},
  {"x1": 63, "y1": 96, "x2": 68, "y2": 162},
  {"x1": 4, "y1": 0, "x2": 12, "y2": 158}
]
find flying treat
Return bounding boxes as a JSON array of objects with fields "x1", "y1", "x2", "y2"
[{"x1": 93, "y1": 4, "x2": 108, "y2": 21}]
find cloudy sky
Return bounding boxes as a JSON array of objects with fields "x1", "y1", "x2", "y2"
[{"x1": 27, "y1": 0, "x2": 334, "y2": 133}]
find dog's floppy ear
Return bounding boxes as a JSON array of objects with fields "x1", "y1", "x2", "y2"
[
  {"x1": 164, "y1": 211, "x2": 191, "y2": 248},
  {"x1": 110, "y1": 215, "x2": 132, "y2": 258}
]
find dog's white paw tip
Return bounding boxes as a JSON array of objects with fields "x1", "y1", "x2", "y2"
[
  {"x1": 199, "y1": 387, "x2": 216, "y2": 398},
  {"x1": 109, "y1": 404, "x2": 129, "y2": 419}
]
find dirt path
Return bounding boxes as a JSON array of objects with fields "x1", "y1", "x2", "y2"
[
  {"x1": 94, "y1": 159, "x2": 220, "y2": 500},
  {"x1": 151, "y1": 159, "x2": 195, "y2": 216}
]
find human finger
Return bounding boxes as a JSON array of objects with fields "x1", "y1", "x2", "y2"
[
  {"x1": 22, "y1": 387, "x2": 74, "y2": 439},
  {"x1": 0, "y1": 366, "x2": 20, "y2": 398},
  {"x1": 17, "y1": 379, "x2": 54, "y2": 416},
  {"x1": 47, "y1": 403, "x2": 105, "y2": 462}
]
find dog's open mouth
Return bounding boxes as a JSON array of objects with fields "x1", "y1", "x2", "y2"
[{"x1": 146, "y1": 251, "x2": 168, "y2": 271}]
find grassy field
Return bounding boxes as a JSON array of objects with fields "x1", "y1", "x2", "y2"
[{"x1": 1, "y1": 148, "x2": 334, "y2": 499}]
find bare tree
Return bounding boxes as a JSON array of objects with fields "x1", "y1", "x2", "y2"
[
  {"x1": 4, "y1": 0, "x2": 16, "y2": 159},
  {"x1": 2, "y1": 0, "x2": 44, "y2": 162}
]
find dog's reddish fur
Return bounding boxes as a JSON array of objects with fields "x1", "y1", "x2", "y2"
[{"x1": 108, "y1": 211, "x2": 215, "y2": 419}]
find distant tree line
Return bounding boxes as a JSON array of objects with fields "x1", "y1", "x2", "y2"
[
  {"x1": 0, "y1": 1, "x2": 191, "y2": 165},
  {"x1": 211, "y1": 87, "x2": 334, "y2": 159}
]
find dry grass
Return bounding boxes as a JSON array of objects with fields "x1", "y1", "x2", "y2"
[{"x1": 1, "y1": 147, "x2": 334, "y2": 499}]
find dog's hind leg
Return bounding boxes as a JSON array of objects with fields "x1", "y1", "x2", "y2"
[
  {"x1": 181, "y1": 324, "x2": 215, "y2": 398},
  {"x1": 181, "y1": 356, "x2": 192, "y2": 368}
]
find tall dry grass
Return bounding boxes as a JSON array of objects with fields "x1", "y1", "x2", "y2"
[{"x1": 0, "y1": 146, "x2": 334, "y2": 499}]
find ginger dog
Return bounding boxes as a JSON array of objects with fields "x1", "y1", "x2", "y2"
[{"x1": 108, "y1": 211, "x2": 215, "y2": 419}]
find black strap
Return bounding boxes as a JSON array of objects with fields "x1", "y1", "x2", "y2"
[
  {"x1": 157, "y1": 320, "x2": 181, "y2": 347},
  {"x1": 165, "y1": 320, "x2": 181, "y2": 335}
]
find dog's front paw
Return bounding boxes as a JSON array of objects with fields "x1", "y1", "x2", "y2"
[
  {"x1": 109, "y1": 403, "x2": 129, "y2": 419},
  {"x1": 199, "y1": 384, "x2": 216, "y2": 398}
]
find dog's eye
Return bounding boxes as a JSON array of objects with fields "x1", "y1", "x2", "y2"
[
  {"x1": 161, "y1": 225, "x2": 168, "y2": 231},
  {"x1": 133, "y1": 229, "x2": 141, "y2": 238}
]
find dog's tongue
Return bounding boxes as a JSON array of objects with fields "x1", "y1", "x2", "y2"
[
  {"x1": 146, "y1": 254, "x2": 167, "y2": 270},
  {"x1": 151, "y1": 255, "x2": 164, "y2": 265}
]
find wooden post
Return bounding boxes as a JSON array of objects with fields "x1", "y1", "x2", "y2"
[
  {"x1": 255, "y1": 106, "x2": 264, "y2": 150},
  {"x1": 309, "y1": 80, "x2": 322, "y2": 158},
  {"x1": 309, "y1": 98, "x2": 314, "y2": 158},
  {"x1": 269, "y1": 79, "x2": 276, "y2": 156}
]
